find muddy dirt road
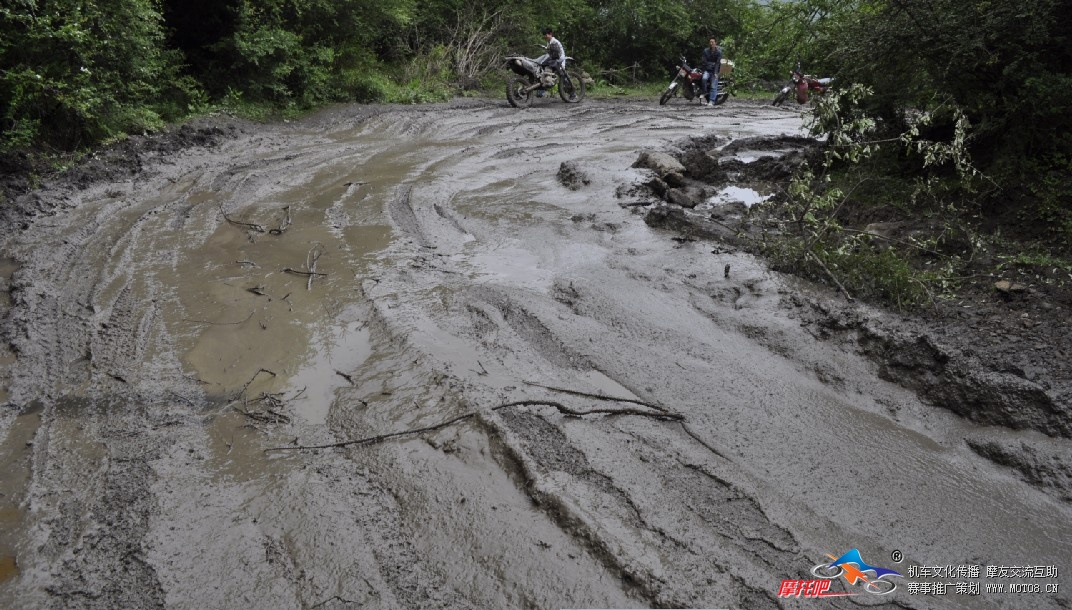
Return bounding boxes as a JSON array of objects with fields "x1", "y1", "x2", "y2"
[{"x1": 0, "y1": 99, "x2": 1069, "y2": 609}]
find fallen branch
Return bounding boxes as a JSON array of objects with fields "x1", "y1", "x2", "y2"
[
  {"x1": 680, "y1": 422, "x2": 729, "y2": 460},
  {"x1": 235, "y1": 368, "x2": 277, "y2": 399},
  {"x1": 265, "y1": 399, "x2": 679, "y2": 452},
  {"x1": 283, "y1": 268, "x2": 328, "y2": 277},
  {"x1": 219, "y1": 203, "x2": 266, "y2": 233},
  {"x1": 235, "y1": 404, "x2": 290, "y2": 425},
  {"x1": 807, "y1": 251, "x2": 854, "y2": 302},
  {"x1": 307, "y1": 245, "x2": 324, "y2": 290},
  {"x1": 521, "y1": 380, "x2": 669, "y2": 413},
  {"x1": 268, "y1": 206, "x2": 292, "y2": 235}
]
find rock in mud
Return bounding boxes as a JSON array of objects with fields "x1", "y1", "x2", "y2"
[
  {"x1": 643, "y1": 176, "x2": 668, "y2": 197},
  {"x1": 666, "y1": 188, "x2": 699, "y2": 209},
  {"x1": 557, "y1": 161, "x2": 591, "y2": 191},
  {"x1": 645, "y1": 205, "x2": 732, "y2": 241},
  {"x1": 994, "y1": 280, "x2": 1027, "y2": 294},
  {"x1": 663, "y1": 172, "x2": 686, "y2": 188},
  {"x1": 633, "y1": 151, "x2": 685, "y2": 177}
]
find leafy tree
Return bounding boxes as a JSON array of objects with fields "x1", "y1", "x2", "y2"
[
  {"x1": 813, "y1": 0, "x2": 1072, "y2": 241},
  {"x1": 1, "y1": 0, "x2": 191, "y2": 150}
]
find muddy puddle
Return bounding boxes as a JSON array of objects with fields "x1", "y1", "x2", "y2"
[
  {"x1": 704, "y1": 185, "x2": 773, "y2": 208},
  {"x1": 152, "y1": 165, "x2": 395, "y2": 426},
  {"x1": 0, "y1": 404, "x2": 41, "y2": 584}
]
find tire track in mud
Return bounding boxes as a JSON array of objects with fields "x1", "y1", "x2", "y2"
[
  {"x1": 353, "y1": 107, "x2": 811, "y2": 605},
  {"x1": 355, "y1": 102, "x2": 1071, "y2": 610}
]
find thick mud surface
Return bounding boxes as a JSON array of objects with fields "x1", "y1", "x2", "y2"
[{"x1": 0, "y1": 98, "x2": 1068, "y2": 609}]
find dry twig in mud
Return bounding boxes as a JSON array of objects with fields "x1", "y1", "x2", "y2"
[
  {"x1": 233, "y1": 384, "x2": 305, "y2": 426},
  {"x1": 521, "y1": 380, "x2": 669, "y2": 413},
  {"x1": 335, "y1": 370, "x2": 355, "y2": 385},
  {"x1": 283, "y1": 244, "x2": 328, "y2": 290},
  {"x1": 106, "y1": 372, "x2": 129, "y2": 384},
  {"x1": 283, "y1": 268, "x2": 327, "y2": 278},
  {"x1": 307, "y1": 244, "x2": 325, "y2": 290},
  {"x1": 168, "y1": 390, "x2": 196, "y2": 407},
  {"x1": 234, "y1": 368, "x2": 277, "y2": 399},
  {"x1": 219, "y1": 203, "x2": 267, "y2": 233},
  {"x1": 265, "y1": 400, "x2": 682, "y2": 452},
  {"x1": 807, "y1": 251, "x2": 854, "y2": 302},
  {"x1": 234, "y1": 402, "x2": 291, "y2": 425},
  {"x1": 679, "y1": 422, "x2": 729, "y2": 460},
  {"x1": 311, "y1": 595, "x2": 360, "y2": 609},
  {"x1": 269, "y1": 206, "x2": 292, "y2": 235}
]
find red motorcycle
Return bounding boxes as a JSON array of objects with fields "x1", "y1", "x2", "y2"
[
  {"x1": 659, "y1": 56, "x2": 730, "y2": 106},
  {"x1": 772, "y1": 62, "x2": 834, "y2": 106}
]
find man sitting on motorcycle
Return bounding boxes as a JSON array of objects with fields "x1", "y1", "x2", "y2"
[
  {"x1": 538, "y1": 27, "x2": 565, "y2": 76},
  {"x1": 701, "y1": 37, "x2": 721, "y2": 107},
  {"x1": 533, "y1": 27, "x2": 565, "y2": 97}
]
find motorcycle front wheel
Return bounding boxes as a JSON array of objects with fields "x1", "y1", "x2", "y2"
[
  {"x1": 558, "y1": 70, "x2": 586, "y2": 103},
  {"x1": 659, "y1": 80, "x2": 679, "y2": 105},
  {"x1": 507, "y1": 77, "x2": 533, "y2": 108},
  {"x1": 771, "y1": 87, "x2": 791, "y2": 106}
]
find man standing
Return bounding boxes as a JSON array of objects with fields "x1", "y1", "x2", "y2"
[{"x1": 702, "y1": 37, "x2": 722, "y2": 107}]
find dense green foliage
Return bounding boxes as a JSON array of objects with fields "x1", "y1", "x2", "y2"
[
  {"x1": 2, "y1": 0, "x2": 1069, "y2": 261},
  {"x1": 2, "y1": 0, "x2": 750, "y2": 151},
  {"x1": 755, "y1": 0, "x2": 1072, "y2": 306},
  {"x1": 1, "y1": 0, "x2": 195, "y2": 148}
]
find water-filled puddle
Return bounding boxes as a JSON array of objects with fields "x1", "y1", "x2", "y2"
[
  {"x1": 706, "y1": 186, "x2": 772, "y2": 208},
  {"x1": 149, "y1": 179, "x2": 393, "y2": 422},
  {"x1": 284, "y1": 320, "x2": 373, "y2": 425}
]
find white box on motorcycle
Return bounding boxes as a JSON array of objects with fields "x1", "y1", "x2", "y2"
[{"x1": 720, "y1": 59, "x2": 734, "y2": 76}]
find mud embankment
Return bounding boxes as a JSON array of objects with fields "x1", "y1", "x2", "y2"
[{"x1": 636, "y1": 130, "x2": 1072, "y2": 501}]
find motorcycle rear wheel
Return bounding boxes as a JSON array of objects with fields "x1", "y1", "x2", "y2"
[
  {"x1": 507, "y1": 77, "x2": 532, "y2": 108},
  {"x1": 558, "y1": 70, "x2": 585, "y2": 103}
]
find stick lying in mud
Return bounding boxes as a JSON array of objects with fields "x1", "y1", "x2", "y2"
[
  {"x1": 268, "y1": 206, "x2": 292, "y2": 235},
  {"x1": 235, "y1": 368, "x2": 277, "y2": 399},
  {"x1": 522, "y1": 380, "x2": 669, "y2": 413},
  {"x1": 807, "y1": 251, "x2": 854, "y2": 301},
  {"x1": 283, "y1": 244, "x2": 327, "y2": 289},
  {"x1": 219, "y1": 203, "x2": 267, "y2": 233},
  {"x1": 264, "y1": 400, "x2": 682, "y2": 452}
]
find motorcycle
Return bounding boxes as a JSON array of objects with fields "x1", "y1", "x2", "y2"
[
  {"x1": 659, "y1": 56, "x2": 733, "y2": 106},
  {"x1": 772, "y1": 62, "x2": 834, "y2": 106},
  {"x1": 505, "y1": 51, "x2": 585, "y2": 108}
]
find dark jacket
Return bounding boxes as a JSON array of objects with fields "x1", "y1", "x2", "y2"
[{"x1": 702, "y1": 46, "x2": 722, "y2": 73}]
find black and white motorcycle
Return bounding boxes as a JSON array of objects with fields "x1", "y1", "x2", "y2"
[{"x1": 505, "y1": 52, "x2": 585, "y2": 108}]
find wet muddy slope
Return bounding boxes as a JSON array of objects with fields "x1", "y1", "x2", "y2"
[{"x1": 0, "y1": 99, "x2": 1069, "y2": 609}]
